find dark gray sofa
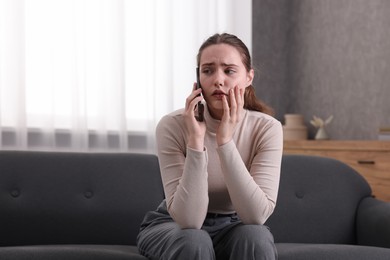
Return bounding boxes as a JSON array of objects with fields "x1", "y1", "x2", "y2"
[
  {"x1": 266, "y1": 155, "x2": 390, "y2": 259},
  {"x1": 0, "y1": 151, "x2": 389, "y2": 259}
]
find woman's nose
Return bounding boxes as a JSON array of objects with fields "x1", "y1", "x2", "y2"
[{"x1": 213, "y1": 71, "x2": 224, "y2": 87}]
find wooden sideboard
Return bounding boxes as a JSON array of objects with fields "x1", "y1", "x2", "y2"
[{"x1": 283, "y1": 140, "x2": 390, "y2": 202}]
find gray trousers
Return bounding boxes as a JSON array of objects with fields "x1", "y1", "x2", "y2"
[{"x1": 137, "y1": 200, "x2": 277, "y2": 260}]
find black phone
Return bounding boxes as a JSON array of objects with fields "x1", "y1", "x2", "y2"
[{"x1": 196, "y1": 67, "x2": 204, "y2": 122}]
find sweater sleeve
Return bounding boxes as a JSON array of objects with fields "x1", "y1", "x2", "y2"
[
  {"x1": 156, "y1": 115, "x2": 209, "y2": 229},
  {"x1": 217, "y1": 120, "x2": 283, "y2": 224}
]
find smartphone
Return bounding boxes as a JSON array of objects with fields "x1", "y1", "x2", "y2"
[{"x1": 195, "y1": 67, "x2": 204, "y2": 122}]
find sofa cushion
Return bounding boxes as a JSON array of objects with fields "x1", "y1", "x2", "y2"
[
  {"x1": 265, "y1": 155, "x2": 371, "y2": 244},
  {"x1": 0, "y1": 245, "x2": 148, "y2": 260},
  {"x1": 0, "y1": 151, "x2": 164, "y2": 246},
  {"x1": 276, "y1": 243, "x2": 390, "y2": 260}
]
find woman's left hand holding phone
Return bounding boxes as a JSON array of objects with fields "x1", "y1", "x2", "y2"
[{"x1": 183, "y1": 83, "x2": 206, "y2": 151}]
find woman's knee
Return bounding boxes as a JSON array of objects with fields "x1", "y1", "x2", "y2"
[
  {"x1": 138, "y1": 224, "x2": 215, "y2": 260},
  {"x1": 220, "y1": 224, "x2": 277, "y2": 260},
  {"x1": 172, "y1": 228, "x2": 212, "y2": 245},
  {"x1": 236, "y1": 224, "x2": 274, "y2": 243},
  {"x1": 236, "y1": 225, "x2": 275, "y2": 249},
  {"x1": 166, "y1": 228, "x2": 214, "y2": 258}
]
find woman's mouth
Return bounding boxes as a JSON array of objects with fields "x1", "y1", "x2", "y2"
[{"x1": 212, "y1": 91, "x2": 228, "y2": 100}]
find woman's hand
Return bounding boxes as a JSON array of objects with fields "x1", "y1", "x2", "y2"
[
  {"x1": 216, "y1": 86, "x2": 244, "y2": 146},
  {"x1": 183, "y1": 83, "x2": 206, "y2": 151}
]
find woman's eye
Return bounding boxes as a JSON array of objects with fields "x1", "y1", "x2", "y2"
[
  {"x1": 225, "y1": 69, "x2": 235, "y2": 74},
  {"x1": 202, "y1": 68, "x2": 212, "y2": 74}
]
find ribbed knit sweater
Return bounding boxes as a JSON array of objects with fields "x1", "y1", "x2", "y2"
[{"x1": 156, "y1": 104, "x2": 283, "y2": 229}]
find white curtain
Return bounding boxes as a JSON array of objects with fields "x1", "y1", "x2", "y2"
[{"x1": 0, "y1": 0, "x2": 252, "y2": 153}]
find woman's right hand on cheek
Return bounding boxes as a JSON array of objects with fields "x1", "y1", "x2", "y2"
[{"x1": 183, "y1": 83, "x2": 206, "y2": 151}]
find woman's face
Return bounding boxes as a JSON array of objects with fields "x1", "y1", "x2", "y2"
[{"x1": 199, "y1": 43, "x2": 254, "y2": 119}]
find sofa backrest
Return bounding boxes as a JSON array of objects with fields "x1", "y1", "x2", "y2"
[
  {"x1": 265, "y1": 154, "x2": 372, "y2": 244},
  {"x1": 0, "y1": 151, "x2": 164, "y2": 246}
]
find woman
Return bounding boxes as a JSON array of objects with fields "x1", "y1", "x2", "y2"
[{"x1": 137, "y1": 33, "x2": 283, "y2": 260}]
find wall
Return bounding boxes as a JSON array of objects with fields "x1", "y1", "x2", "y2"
[{"x1": 252, "y1": 0, "x2": 390, "y2": 139}]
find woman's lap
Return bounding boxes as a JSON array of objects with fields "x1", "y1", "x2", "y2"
[{"x1": 137, "y1": 201, "x2": 277, "y2": 260}]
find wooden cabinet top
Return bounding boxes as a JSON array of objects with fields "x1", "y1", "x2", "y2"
[{"x1": 284, "y1": 140, "x2": 390, "y2": 152}]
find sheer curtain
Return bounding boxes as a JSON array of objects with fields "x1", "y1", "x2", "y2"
[{"x1": 0, "y1": 0, "x2": 251, "y2": 153}]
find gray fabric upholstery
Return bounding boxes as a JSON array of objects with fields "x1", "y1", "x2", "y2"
[
  {"x1": 0, "y1": 151, "x2": 389, "y2": 259},
  {"x1": 265, "y1": 155, "x2": 390, "y2": 259},
  {"x1": 357, "y1": 197, "x2": 390, "y2": 248},
  {"x1": 276, "y1": 243, "x2": 390, "y2": 260},
  {"x1": 0, "y1": 245, "x2": 148, "y2": 260},
  {"x1": 265, "y1": 155, "x2": 371, "y2": 244},
  {"x1": 0, "y1": 151, "x2": 164, "y2": 259}
]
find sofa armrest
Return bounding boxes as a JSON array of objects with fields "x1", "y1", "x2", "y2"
[{"x1": 356, "y1": 197, "x2": 390, "y2": 248}]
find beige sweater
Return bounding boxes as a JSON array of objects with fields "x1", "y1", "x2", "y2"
[{"x1": 156, "y1": 104, "x2": 283, "y2": 229}]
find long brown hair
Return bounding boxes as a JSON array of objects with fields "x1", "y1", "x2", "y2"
[{"x1": 196, "y1": 33, "x2": 274, "y2": 116}]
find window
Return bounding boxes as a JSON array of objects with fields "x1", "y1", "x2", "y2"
[{"x1": 0, "y1": 0, "x2": 252, "y2": 152}]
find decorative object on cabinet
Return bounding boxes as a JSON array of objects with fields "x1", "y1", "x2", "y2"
[
  {"x1": 282, "y1": 114, "x2": 308, "y2": 140},
  {"x1": 310, "y1": 115, "x2": 333, "y2": 140},
  {"x1": 283, "y1": 140, "x2": 390, "y2": 202}
]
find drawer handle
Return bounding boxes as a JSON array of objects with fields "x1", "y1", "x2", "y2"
[{"x1": 357, "y1": 160, "x2": 375, "y2": 165}]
